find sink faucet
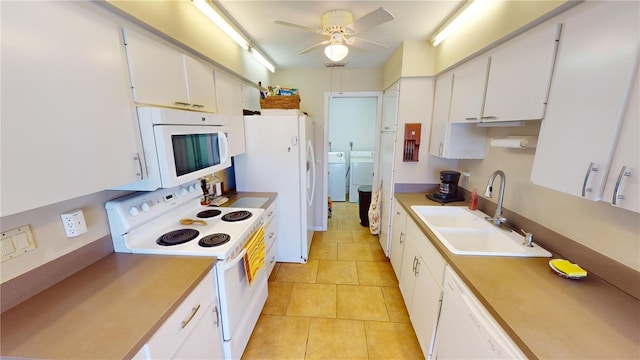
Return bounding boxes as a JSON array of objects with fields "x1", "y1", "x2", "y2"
[{"x1": 484, "y1": 170, "x2": 507, "y2": 226}]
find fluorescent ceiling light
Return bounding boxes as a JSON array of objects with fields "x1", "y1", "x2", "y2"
[
  {"x1": 432, "y1": 0, "x2": 490, "y2": 46},
  {"x1": 192, "y1": 0, "x2": 275, "y2": 72},
  {"x1": 324, "y1": 44, "x2": 349, "y2": 62},
  {"x1": 250, "y1": 48, "x2": 275, "y2": 73}
]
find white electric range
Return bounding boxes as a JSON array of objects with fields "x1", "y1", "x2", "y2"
[{"x1": 105, "y1": 181, "x2": 267, "y2": 360}]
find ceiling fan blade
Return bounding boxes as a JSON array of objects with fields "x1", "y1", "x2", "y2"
[
  {"x1": 271, "y1": 19, "x2": 323, "y2": 34},
  {"x1": 347, "y1": 36, "x2": 388, "y2": 48},
  {"x1": 346, "y1": 7, "x2": 394, "y2": 34},
  {"x1": 298, "y1": 40, "x2": 330, "y2": 55}
]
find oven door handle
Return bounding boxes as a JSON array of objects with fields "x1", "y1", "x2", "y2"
[{"x1": 223, "y1": 248, "x2": 247, "y2": 271}]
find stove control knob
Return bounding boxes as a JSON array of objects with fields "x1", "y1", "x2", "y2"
[
  {"x1": 188, "y1": 184, "x2": 197, "y2": 193},
  {"x1": 179, "y1": 187, "x2": 188, "y2": 196},
  {"x1": 140, "y1": 202, "x2": 151, "y2": 212},
  {"x1": 129, "y1": 206, "x2": 140, "y2": 216}
]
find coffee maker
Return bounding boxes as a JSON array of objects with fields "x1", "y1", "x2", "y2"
[{"x1": 427, "y1": 170, "x2": 465, "y2": 203}]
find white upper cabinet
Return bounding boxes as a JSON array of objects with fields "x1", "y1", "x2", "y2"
[
  {"x1": 381, "y1": 81, "x2": 400, "y2": 131},
  {"x1": 430, "y1": 72, "x2": 487, "y2": 159},
  {"x1": 531, "y1": 1, "x2": 639, "y2": 201},
  {"x1": 1, "y1": 1, "x2": 141, "y2": 216},
  {"x1": 215, "y1": 71, "x2": 246, "y2": 156},
  {"x1": 242, "y1": 83, "x2": 261, "y2": 112},
  {"x1": 123, "y1": 28, "x2": 217, "y2": 113},
  {"x1": 482, "y1": 23, "x2": 561, "y2": 122},
  {"x1": 448, "y1": 56, "x2": 489, "y2": 123},
  {"x1": 602, "y1": 68, "x2": 640, "y2": 213}
]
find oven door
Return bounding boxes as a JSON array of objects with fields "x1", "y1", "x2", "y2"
[
  {"x1": 154, "y1": 125, "x2": 230, "y2": 187},
  {"x1": 216, "y1": 228, "x2": 268, "y2": 357}
]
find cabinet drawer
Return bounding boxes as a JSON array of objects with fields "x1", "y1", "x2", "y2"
[
  {"x1": 265, "y1": 215, "x2": 277, "y2": 253},
  {"x1": 146, "y1": 270, "x2": 216, "y2": 358},
  {"x1": 264, "y1": 202, "x2": 276, "y2": 225}
]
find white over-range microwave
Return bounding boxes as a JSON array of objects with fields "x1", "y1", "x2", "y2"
[{"x1": 114, "y1": 107, "x2": 230, "y2": 191}]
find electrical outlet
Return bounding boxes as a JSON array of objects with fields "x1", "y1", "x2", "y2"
[{"x1": 61, "y1": 209, "x2": 88, "y2": 238}]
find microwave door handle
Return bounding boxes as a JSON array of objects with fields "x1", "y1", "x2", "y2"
[
  {"x1": 220, "y1": 132, "x2": 229, "y2": 163},
  {"x1": 223, "y1": 248, "x2": 247, "y2": 271}
]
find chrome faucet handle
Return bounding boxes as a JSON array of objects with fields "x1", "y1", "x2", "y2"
[{"x1": 520, "y1": 229, "x2": 534, "y2": 247}]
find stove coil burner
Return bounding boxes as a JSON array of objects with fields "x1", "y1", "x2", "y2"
[
  {"x1": 222, "y1": 210, "x2": 253, "y2": 222},
  {"x1": 156, "y1": 229, "x2": 199, "y2": 246},
  {"x1": 199, "y1": 233, "x2": 231, "y2": 247},
  {"x1": 197, "y1": 209, "x2": 222, "y2": 218}
]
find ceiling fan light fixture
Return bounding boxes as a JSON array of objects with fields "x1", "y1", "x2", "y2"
[{"x1": 324, "y1": 43, "x2": 349, "y2": 62}]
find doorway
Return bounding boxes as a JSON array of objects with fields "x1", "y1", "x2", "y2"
[{"x1": 321, "y1": 91, "x2": 382, "y2": 230}]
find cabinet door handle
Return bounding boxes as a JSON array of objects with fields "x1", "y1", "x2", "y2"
[
  {"x1": 174, "y1": 101, "x2": 191, "y2": 106},
  {"x1": 582, "y1": 162, "x2": 599, "y2": 197},
  {"x1": 399, "y1": 231, "x2": 404, "y2": 245},
  {"x1": 481, "y1": 116, "x2": 498, "y2": 121},
  {"x1": 191, "y1": 104, "x2": 205, "y2": 108},
  {"x1": 415, "y1": 258, "x2": 420, "y2": 276},
  {"x1": 439, "y1": 142, "x2": 444, "y2": 157},
  {"x1": 612, "y1": 166, "x2": 632, "y2": 205},
  {"x1": 268, "y1": 232, "x2": 274, "y2": 239},
  {"x1": 213, "y1": 306, "x2": 220, "y2": 328},
  {"x1": 465, "y1": 117, "x2": 478, "y2": 121},
  {"x1": 181, "y1": 304, "x2": 201, "y2": 329},
  {"x1": 412, "y1": 256, "x2": 418, "y2": 274},
  {"x1": 133, "y1": 153, "x2": 143, "y2": 180}
]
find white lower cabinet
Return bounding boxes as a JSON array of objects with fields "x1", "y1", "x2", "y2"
[
  {"x1": 398, "y1": 210, "x2": 525, "y2": 359},
  {"x1": 138, "y1": 270, "x2": 223, "y2": 359},
  {"x1": 389, "y1": 200, "x2": 408, "y2": 279},
  {"x1": 399, "y1": 219, "x2": 446, "y2": 359}
]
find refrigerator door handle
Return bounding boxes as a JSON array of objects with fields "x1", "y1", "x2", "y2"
[{"x1": 307, "y1": 140, "x2": 316, "y2": 207}]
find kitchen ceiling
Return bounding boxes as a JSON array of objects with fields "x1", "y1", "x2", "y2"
[{"x1": 214, "y1": 0, "x2": 464, "y2": 69}]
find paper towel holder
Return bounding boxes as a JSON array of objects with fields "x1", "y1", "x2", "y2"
[{"x1": 489, "y1": 136, "x2": 538, "y2": 149}]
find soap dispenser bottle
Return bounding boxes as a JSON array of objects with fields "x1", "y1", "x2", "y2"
[{"x1": 468, "y1": 188, "x2": 478, "y2": 210}]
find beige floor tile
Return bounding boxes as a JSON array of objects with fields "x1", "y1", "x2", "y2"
[
  {"x1": 370, "y1": 247, "x2": 387, "y2": 262},
  {"x1": 352, "y1": 229, "x2": 378, "y2": 244},
  {"x1": 381, "y1": 286, "x2": 411, "y2": 323},
  {"x1": 241, "y1": 314, "x2": 310, "y2": 360},
  {"x1": 308, "y1": 241, "x2": 337, "y2": 261},
  {"x1": 338, "y1": 218, "x2": 367, "y2": 231},
  {"x1": 286, "y1": 283, "x2": 337, "y2": 318},
  {"x1": 364, "y1": 321, "x2": 425, "y2": 360},
  {"x1": 356, "y1": 261, "x2": 398, "y2": 286},
  {"x1": 315, "y1": 229, "x2": 352, "y2": 243},
  {"x1": 274, "y1": 260, "x2": 319, "y2": 283},
  {"x1": 316, "y1": 260, "x2": 358, "y2": 285},
  {"x1": 306, "y1": 318, "x2": 368, "y2": 360},
  {"x1": 337, "y1": 285, "x2": 389, "y2": 322},
  {"x1": 262, "y1": 281, "x2": 293, "y2": 315},
  {"x1": 338, "y1": 243, "x2": 373, "y2": 261}
]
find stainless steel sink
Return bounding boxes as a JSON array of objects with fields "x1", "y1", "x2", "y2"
[{"x1": 411, "y1": 206, "x2": 551, "y2": 257}]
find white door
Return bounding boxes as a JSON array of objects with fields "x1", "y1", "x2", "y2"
[
  {"x1": 304, "y1": 116, "x2": 317, "y2": 257},
  {"x1": 378, "y1": 131, "x2": 397, "y2": 255}
]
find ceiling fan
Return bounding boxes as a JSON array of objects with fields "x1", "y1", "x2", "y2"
[{"x1": 272, "y1": 7, "x2": 394, "y2": 62}]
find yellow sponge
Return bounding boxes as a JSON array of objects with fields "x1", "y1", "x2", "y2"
[{"x1": 549, "y1": 259, "x2": 587, "y2": 278}]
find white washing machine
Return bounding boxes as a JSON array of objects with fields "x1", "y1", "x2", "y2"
[
  {"x1": 349, "y1": 151, "x2": 374, "y2": 203},
  {"x1": 328, "y1": 152, "x2": 346, "y2": 202}
]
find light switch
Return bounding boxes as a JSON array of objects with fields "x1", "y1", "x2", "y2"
[
  {"x1": 1, "y1": 238, "x2": 16, "y2": 256},
  {"x1": 1, "y1": 225, "x2": 36, "y2": 262}
]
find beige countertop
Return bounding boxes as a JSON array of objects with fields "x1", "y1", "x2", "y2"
[
  {"x1": 395, "y1": 193, "x2": 640, "y2": 359},
  {"x1": 0, "y1": 254, "x2": 215, "y2": 359}
]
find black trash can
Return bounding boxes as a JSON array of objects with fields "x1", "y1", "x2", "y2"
[{"x1": 358, "y1": 185, "x2": 373, "y2": 227}]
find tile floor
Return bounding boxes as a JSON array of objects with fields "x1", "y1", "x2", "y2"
[{"x1": 242, "y1": 200, "x2": 424, "y2": 360}]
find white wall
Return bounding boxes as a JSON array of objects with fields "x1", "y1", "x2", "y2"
[{"x1": 458, "y1": 125, "x2": 640, "y2": 271}]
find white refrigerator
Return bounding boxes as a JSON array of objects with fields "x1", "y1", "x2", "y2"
[{"x1": 234, "y1": 114, "x2": 316, "y2": 263}]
